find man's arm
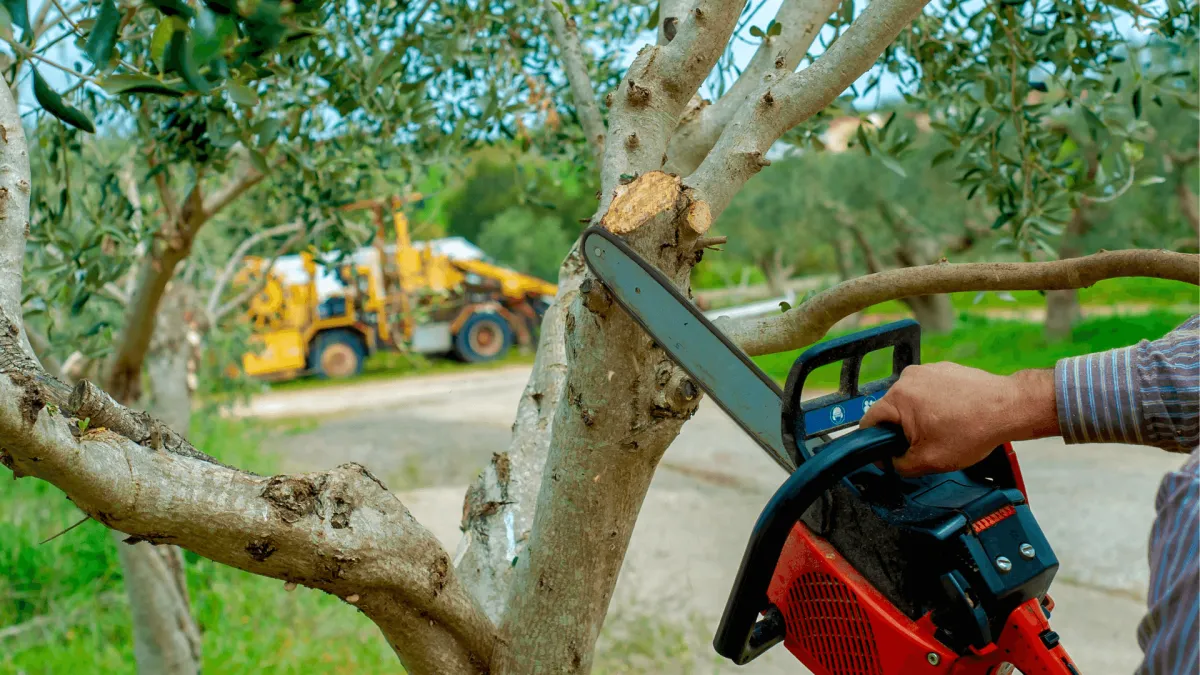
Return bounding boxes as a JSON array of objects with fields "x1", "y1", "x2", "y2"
[
  {"x1": 1057, "y1": 315, "x2": 1199, "y2": 453},
  {"x1": 861, "y1": 314, "x2": 1200, "y2": 475}
]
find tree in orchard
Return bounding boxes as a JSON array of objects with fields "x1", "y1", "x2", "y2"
[
  {"x1": 10, "y1": 1, "x2": 543, "y2": 673},
  {"x1": 0, "y1": 3, "x2": 1197, "y2": 675}
]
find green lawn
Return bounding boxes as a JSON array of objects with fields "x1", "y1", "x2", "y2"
[
  {"x1": 852, "y1": 277, "x2": 1197, "y2": 315},
  {"x1": 752, "y1": 310, "x2": 1194, "y2": 392},
  {"x1": 0, "y1": 418, "x2": 401, "y2": 675}
]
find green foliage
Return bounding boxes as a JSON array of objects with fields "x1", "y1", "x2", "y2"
[
  {"x1": 888, "y1": 1, "x2": 1198, "y2": 256},
  {"x1": 428, "y1": 146, "x2": 596, "y2": 246},
  {"x1": 478, "y1": 206, "x2": 574, "y2": 281},
  {"x1": 754, "y1": 310, "x2": 1193, "y2": 388}
]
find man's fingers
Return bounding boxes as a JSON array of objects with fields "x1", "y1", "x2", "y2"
[
  {"x1": 860, "y1": 396, "x2": 901, "y2": 429},
  {"x1": 892, "y1": 448, "x2": 926, "y2": 477}
]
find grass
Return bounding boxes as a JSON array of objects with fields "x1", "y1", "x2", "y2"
[
  {"x1": 753, "y1": 309, "x2": 1194, "y2": 392},
  {"x1": 0, "y1": 418, "x2": 401, "y2": 675},
  {"x1": 844, "y1": 277, "x2": 1197, "y2": 316}
]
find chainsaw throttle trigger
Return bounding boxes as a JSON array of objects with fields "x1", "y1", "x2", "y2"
[
  {"x1": 713, "y1": 423, "x2": 909, "y2": 664},
  {"x1": 781, "y1": 319, "x2": 921, "y2": 465}
]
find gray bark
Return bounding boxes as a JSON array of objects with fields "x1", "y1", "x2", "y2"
[
  {"x1": 1044, "y1": 290, "x2": 1081, "y2": 340},
  {"x1": 906, "y1": 293, "x2": 955, "y2": 334},
  {"x1": 120, "y1": 284, "x2": 203, "y2": 675},
  {"x1": 1045, "y1": 206, "x2": 1092, "y2": 339}
]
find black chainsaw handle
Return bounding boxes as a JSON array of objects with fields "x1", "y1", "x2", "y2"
[{"x1": 713, "y1": 423, "x2": 909, "y2": 664}]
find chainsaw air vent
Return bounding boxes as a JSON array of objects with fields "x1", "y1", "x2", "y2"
[{"x1": 782, "y1": 572, "x2": 883, "y2": 675}]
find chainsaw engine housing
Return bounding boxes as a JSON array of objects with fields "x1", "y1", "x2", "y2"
[{"x1": 714, "y1": 321, "x2": 1079, "y2": 674}]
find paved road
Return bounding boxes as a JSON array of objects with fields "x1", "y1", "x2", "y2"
[{"x1": 254, "y1": 367, "x2": 1184, "y2": 674}]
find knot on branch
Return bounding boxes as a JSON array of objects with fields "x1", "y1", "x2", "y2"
[
  {"x1": 651, "y1": 365, "x2": 702, "y2": 420},
  {"x1": 263, "y1": 474, "x2": 324, "y2": 524},
  {"x1": 262, "y1": 464, "x2": 383, "y2": 529},
  {"x1": 626, "y1": 81, "x2": 651, "y2": 107},
  {"x1": 580, "y1": 277, "x2": 613, "y2": 315},
  {"x1": 662, "y1": 16, "x2": 678, "y2": 42},
  {"x1": 625, "y1": 133, "x2": 640, "y2": 150}
]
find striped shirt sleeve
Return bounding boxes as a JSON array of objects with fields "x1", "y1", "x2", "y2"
[
  {"x1": 1054, "y1": 315, "x2": 1200, "y2": 452},
  {"x1": 1135, "y1": 448, "x2": 1199, "y2": 675}
]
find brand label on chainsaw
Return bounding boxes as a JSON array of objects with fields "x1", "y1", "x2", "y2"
[{"x1": 802, "y1": 394, "x2": 879, "y2": 437}]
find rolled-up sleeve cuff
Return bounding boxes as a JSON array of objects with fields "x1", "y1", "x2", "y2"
[{"x1": 1055, "y1": 347, "x2": 1144, "y2": 446}]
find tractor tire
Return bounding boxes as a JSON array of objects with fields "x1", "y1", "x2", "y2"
[
  {"x1": 312, "y1": 330, "x2": 366, "y2": 379},
  {"x1": 453, "y1": 312, "x2": 512, "y2": 363}
]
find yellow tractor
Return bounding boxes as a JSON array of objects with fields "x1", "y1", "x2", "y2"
[{"x1": 236, "y1": 195, "x2": 557, "y2": 381}]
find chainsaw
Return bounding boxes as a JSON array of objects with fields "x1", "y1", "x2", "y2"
[{"x1": 581, "y1": 227, "x2": 1080, "y2": 675}]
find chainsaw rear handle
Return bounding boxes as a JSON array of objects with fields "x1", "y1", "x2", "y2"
[{"x1": 713, "y1": 423, "x2": 909, "y2": 664}]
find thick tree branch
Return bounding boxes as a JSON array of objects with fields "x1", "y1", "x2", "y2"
[
  {"x1": 0, "y1": 91, "x2": 35, "y2": 362},
  {"x1": 543, "y1": 0, "x2": 606, "y2": 162},
  {"x1": 664, "y1": 0, "x2": 841, "y2": 176},
  {"x1": 0, "y1": 353, "x2": 496, "y2": 673},
  {"x1": 598, "y1": 1, "x2": 744, "y2": 211},
  {"x1": 722, "y1": 250, "x2": 1200, "y2": 356},
  {"x1": 686, "y1": 0, "x2": 932, "y2": 219}
]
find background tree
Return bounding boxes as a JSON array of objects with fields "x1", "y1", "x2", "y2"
[{"x1": 0, "y1": 2, "x2": 1196, "y2": 675}]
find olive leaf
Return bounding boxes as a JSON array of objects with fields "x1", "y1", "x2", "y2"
[
  {"x1": 83, "y1": 0, "x2": 120, "y2": 67},
  {"x1": 32, "y1": 68, "x2": 95, "y2": 133}
]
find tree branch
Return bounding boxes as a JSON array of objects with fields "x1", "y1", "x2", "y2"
[
  {"x1": 0, "y1": 351, "x2": 496, "y2": 674},
  {"x1": 205, "y1": 221, "x2": 304, "y2": 319},
  {"x1": 0, "y1": 74, "x2": 36, "y2": 362},
  {"x1": 847, "y1": 223, "x2": 884, "y2": 274},
  {"x1": 685, "y1": 0, "x2": 932, "y2": 219},
  {"x1": 664, "y1": 0, "x2": 841, "y2": 176},
  {"x1": 722, "y1": 250, "x2": 1200, "y2": 356},
  {"x1": 542, "y1": 0, "x2": 606, "y2": 163},
  {"x1": 152, "y1": 162, "x2": 181, "y2": 231},
  {"x1": 598, "y1": 1, "x2": 744, "y2": 212}
]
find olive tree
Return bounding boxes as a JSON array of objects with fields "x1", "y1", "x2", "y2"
[
  {"x1": 9, "y1": 1, "x2": 542, "y2": 673},
  {"x1": 0, "y1": 1, "x2": 1197, "y2": 674}
]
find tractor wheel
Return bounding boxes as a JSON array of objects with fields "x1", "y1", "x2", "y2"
[
  {"x1": 312, "y1": 330, "x2": 366, "y2": 379},
  {"x1": 453, "y1": 312, "x2": 512, "y2": 363}
]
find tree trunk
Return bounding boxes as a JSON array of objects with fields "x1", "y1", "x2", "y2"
[
  {"x1": 115, "y1": 284, "x2": 203, "y2": 675},
  {"x1": 456, "y1": 245, "x2": 584, "y2": 621},
  {"x1": 758, "y1": 249, "x2": 794, "y2": 296},
  {"x1": 1044, "y1": 289, "x2": 1081, "y2": 340},
  {"x1": 905, "y1": 293, "x2": 955, "y2": 334},
  {"x1": 831, "y1": 234, "x2": 860, "y2": 328},
  {"x1": 1045, "y1": 205, "x2": 1093, "y2": 339},
  {"x1": 492, "y1": 174, "x2": 707, "y2": 673}
]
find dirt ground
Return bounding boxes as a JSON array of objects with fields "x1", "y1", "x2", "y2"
[{"x1": 248, "y1": 366, "x2": 1185, "y2": 674}]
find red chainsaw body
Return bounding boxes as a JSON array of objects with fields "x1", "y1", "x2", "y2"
[{"x1": 765, "y1": 443, "x2": 1080, "y2": 675}]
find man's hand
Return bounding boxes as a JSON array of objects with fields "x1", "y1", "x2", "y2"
[{"x1": 860, "y1": 363, "x2": 1059, "y2": 476}]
